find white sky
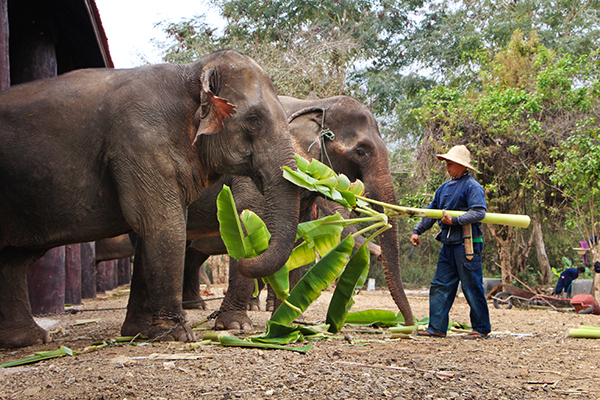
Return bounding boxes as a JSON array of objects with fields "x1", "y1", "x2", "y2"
[{"x1": 94, "y1": 0, "x2": 222, "y2": 68}]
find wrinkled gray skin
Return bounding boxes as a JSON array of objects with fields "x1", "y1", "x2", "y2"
[
  {"x1": 0, "y1": 50, "x2": 299, "y2": 348},
  {"x1": 183, "y1": 95, "x2": 414, "y2": 330}
]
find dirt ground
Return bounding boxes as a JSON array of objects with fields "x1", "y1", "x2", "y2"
[{"x1": 1, "y1": 283, "x2": 599, "y2": 400}]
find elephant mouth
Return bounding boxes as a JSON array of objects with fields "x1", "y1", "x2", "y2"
[
  {"x1": 204, "y1": 172, "x2": 222, "y2": 188},
  {"x1": 251, "y1": 173, "x2": 265, "y2": 195}
]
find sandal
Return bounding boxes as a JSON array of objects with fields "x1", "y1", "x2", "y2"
[
  {"x1": 462, "y1": 331, "x2": 488, "y2": 339},
  {"x1": 417, "y1": 329, "x2": 446, "y2": 338}
]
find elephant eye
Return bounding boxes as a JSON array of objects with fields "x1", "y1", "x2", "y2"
[
  {"x1": 245, "y1": 115, "x2": 261, "y2": 133},
  {"x1": 356, "y1": 148, "x2": 367, "y2": 156}
]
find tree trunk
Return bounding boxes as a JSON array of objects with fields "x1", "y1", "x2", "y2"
[
  {"x1": 208, "y1": 255, "x2": 229, "y2": 284},
  {"x1": 486, "y1": 224, "x2": 514, "y2": 283},
  {"x1": 532, "y1": 220, "x2": 552, "y2": 284}
]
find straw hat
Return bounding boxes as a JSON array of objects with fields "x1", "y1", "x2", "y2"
[{"x1": 436, "y1": 145, "x2": 479, "y2": 173}]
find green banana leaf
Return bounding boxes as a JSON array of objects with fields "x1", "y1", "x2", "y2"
[
  {"x1": 263, "y1": 264, "x2": 292, "y2": 304},
  {"x1": 296, "y1": 213, "x2": 345, "y2": 242},
  {"x1": 218, "y1": 335, "x2": 312, "y2": 353},
  {"x1": 326, "y1": 244, "x2": 371, "y2": 333},
  {"x1": 252, "y1": 330, "x2": 303, "y2": 345},
  {"x1": 325, "y1": 243, "x2": 370, "y2": 334},
  {"x1": 255, "y1": 321, "x2": 331, "y2": 341},
  {"x1": 217, "y1": 185, "x2": 271, "y2": 259},
  {"x1": 344, "y1": 309, "x2": 406, "y2": 326},
  {"x1": 270, "y1": 235, "x2": 355, "y2": 326},
  {"x1": 241, "y1": 209, "x2": 271, "y2": 256},
  {"x1": 1, "y1": 346, "x2": 73, "y2": 368},
  {"x1": 217, "y1": 185, "x2": 249, "y2": 259},
  {"x1": 262, "y1": 213, "x2": 347, "y2": 308}
]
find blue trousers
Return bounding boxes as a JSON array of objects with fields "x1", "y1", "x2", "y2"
[{"x1": 428, "y1": 242, "x2": 491, "y2": 335}]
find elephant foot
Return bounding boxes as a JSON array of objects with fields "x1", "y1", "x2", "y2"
[
  {"x1": 214, "y1": 310, "x2": 253, "y2": 331},
  {"x1": 247, "y1": 297, "x2": 260, "y2": 311},
  {"x1": 265, "y1": 299, "x2": 274, "y2": 312},
  {"x1": 1, "y1": 319, "x2": 51, "y2": 348},
  {"x1": 182, "y1": 298, "x2": 207, "y2": 310},
  {"x1": 149, "y1": 314, "x2": 196, "y2": 342},
  {"x1": 121, "y1": 313, "x2": 195, "y2": 342}
]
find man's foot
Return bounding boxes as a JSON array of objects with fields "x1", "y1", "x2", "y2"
[
  {"x1": 462, "y1": 331, "x2": 489, "y2": 339},
  {"x1": 417, "y1": 329, "x2": 446, "y2": 338}
]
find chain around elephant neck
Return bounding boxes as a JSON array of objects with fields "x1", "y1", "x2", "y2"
[{"x1": 307, "y1": 108, "x2": 335, "y2": 169}]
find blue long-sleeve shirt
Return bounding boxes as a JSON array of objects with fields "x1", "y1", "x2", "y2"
[{"x1": 412, "y1": 173, "x2": 487, "y2": 245}]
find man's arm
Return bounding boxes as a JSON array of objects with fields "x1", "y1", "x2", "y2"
[{"x1": 450, "y1": 207, "x2": 486, "y2": 226}]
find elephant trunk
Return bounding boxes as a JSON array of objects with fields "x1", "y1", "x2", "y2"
[
  {"x1": 237, "y1": 148, "x2": 300, "y2": 279},
  {"x1": 364, "y1": 168, "x2": 415, "y2": 325}
]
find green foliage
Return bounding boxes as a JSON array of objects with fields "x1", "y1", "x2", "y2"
[{"x1": 549, "y1": 121, "x2": 600, "y2": 241}]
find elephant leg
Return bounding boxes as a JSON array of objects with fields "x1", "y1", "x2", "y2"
[
  {"x1": 248, "y1": 279, "x2": 265, "y2": 311},
  {"x1": 182, "y1": 247, "x2": 209, "y2": 310},
  {"x1": 121, "y1": 240, "x2": 194, "y2": 342},
  {"x1": 0, "y1": 248, "x2": 51, "y2": 348},
  {"x1": 266, "y1": 283, "x2": 275, "y2": 312},
  {"x1": 214, "y1": 258, "x2": 254, "y2": 331}
]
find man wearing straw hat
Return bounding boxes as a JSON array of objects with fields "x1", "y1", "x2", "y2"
[{"x1": 410, "y1": 145, "x2": 491, "y2": 339}]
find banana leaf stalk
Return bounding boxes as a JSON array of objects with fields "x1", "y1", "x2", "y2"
[
  {"x1": 568, "y1": 325, "x2": 600, "y2": 338},
  {"x1": 358, "y1": 196, "x2": 531, "y2": 229},
  {"x1": 0, "y1": 346, "x2": 73, "y2": 368}
]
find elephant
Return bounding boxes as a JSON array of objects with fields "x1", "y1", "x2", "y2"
[
  {"x1": 0, "y1": 50, "x2": 300, "y2": 348},
  {"x1": 182, "y1": 95, "x2": 415, "y2": 330}
]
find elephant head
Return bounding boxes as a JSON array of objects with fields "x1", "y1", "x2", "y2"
[
  {"x1": 189, "y1": 51, "x2": 299, "y2": 278},
  {"x1": 279, "y1": 95, "x2": 415, "y2": 324}
]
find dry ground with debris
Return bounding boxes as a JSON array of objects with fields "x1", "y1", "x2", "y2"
[{"x1": 1, "y1": 283, "x2": 599, "y2": 400}]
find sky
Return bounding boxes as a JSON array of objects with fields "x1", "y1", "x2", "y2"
[{"x1": 94, "y1": 0, "x2": 223, "y2": 68}]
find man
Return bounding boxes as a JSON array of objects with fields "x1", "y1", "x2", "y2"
[
  {"x1": 553, "y1": 266, "x2": 585, "y2": 297},
  {"x1": 410, "y1": 145, "x2": 491, "y2": 339}
]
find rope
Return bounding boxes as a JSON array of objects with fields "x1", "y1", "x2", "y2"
[{"x1": 306, "y1": 108, "x2": 335, "y2": 169}]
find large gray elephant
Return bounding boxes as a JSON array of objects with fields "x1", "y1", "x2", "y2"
[
  {"x1": 0, "y1": 50, "x2": 300, "y2": 348},
  {"x1": 183, "y1": 95, "x2": 415, "y2": 330}
]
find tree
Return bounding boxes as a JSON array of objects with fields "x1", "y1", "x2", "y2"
[{"x1": 550, "y1": 121, "x2": 600, "y2": 302}]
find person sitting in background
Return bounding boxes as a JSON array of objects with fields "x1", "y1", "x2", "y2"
[{"x1": 552, "y1": 266, "x2": 585, "y2": 298}]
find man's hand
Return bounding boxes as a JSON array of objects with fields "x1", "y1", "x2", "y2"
[
  {"x1": 410, "y1": 234, "x2": 421, "y2": 246},
  {"x1": 441, "y1": 209, "x2": 453, "y2": 225}
]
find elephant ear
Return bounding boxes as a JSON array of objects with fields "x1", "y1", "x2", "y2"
[
  {"x1": 194, "y1": 67, "x2": 236, "y2": 142},
  {"x1": 288, "y1": 107, "x2": 325, "y2": 159}
]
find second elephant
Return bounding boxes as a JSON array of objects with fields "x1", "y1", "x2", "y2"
[{"x1": 184, "y1": 95, "x2": 414, "y2": 330}]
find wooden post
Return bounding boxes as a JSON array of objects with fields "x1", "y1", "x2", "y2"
[
  {"x1": 80, "y1": 242, "x2": 97, "y2": 299},
  {"x1": 64, "y1": 244, "x2": 82, "y2": 305},
  {"x1": 96, "y1": 261, "x2": 109, "y2": 294},
  {"x1": 27, "y1": 247, "x2": 65, "y2": 315},
  {"x1": 117, "y1": 258, "x2": 132, "y2": 286},
  {"x1": 0, "y1": 0, "x2": 9, "y2": 89}
]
